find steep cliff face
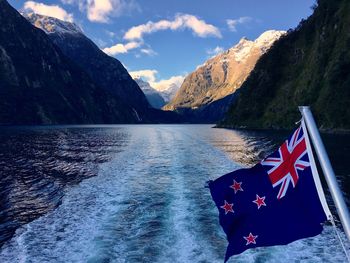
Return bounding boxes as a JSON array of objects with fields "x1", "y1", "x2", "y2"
[
  {"x1": 0, "y1": 0, "x2": 137, "y2": 124},
  {"x1": 221, "y1": 0, "x2": 350, "y2": 130},
  {"x1": 165, "y1": 30, "x2": 285, "y2": 111},
  {"x1": 24, "y1": 13, "x2": 151, "y2": 116}
]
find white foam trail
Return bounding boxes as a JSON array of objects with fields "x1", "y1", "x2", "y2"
[
  {"x1": 0, "y1": 125, "x2": 348, "y2": 263},
  {"x1": 0, "y1": 130, "x2": 134, "y2": 262}
]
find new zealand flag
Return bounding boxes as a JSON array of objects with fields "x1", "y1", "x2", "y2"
[{"x1": 209, "y1": 122, "x2": 330, "y2": 262}]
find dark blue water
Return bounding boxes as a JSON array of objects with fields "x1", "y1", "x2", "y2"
[{"x1": 0, "y1": 125, "x2": 349, "y2": 262}]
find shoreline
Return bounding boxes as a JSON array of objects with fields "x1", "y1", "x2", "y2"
[{"x1": 214, "y1": 124, "x2": 350, "y2": 135}]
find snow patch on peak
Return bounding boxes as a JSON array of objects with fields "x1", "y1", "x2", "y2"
[
  {"x1": 237, "y1": 37, "x2": 251, "y2": 44},
  {"x1": 133, "y1": 77, "x2": 181, "y2": 103},
  {"x1": 225, "y1": 30, "x2": 285, "y2": 62},
  {"x1": 229, "y1": 37, "x2": 254, "y2": 62},
  {"x1": 254, "y1": 30, "x2": 286, "y2": 49},
  {"x1": 22, "y1": 12, "x2": 83, "y2": 35}
]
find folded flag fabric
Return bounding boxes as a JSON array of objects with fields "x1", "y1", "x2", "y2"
[{"x1": 209, "y1": 121, "x2": 331, "y2": 262}]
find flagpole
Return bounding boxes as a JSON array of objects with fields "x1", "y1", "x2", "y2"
[{"x1": 299, "y1": 106, "x2": 350, "y2": 242}]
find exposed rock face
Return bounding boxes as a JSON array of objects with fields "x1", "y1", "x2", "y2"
[
  {"x1": 0, "y1": 0, "x2": 138, "y2": 124},
  {"x1": 221, "y1": 0, "x2": 350, "y2": 130},
  {"x1": 134, "y1": 78, "x2": 166, "y2": 109},
  {"x1": 25, "y1": 12, "x2": 83, "y2": 35},
  {"x1": 165, "y1": 30, "x2": 285, "y2": 111}
]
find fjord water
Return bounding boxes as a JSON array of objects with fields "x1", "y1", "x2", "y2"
[{"x1": 0, "y1": 125, "x2": 349, "y2": 262}]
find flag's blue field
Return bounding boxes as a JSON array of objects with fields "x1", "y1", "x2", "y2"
[
  {"x1": 0, "y1": 125, "x2": 348, "y2": 262},
  {"x1": 209, "y1": 124, "x2": 330, "y2": 262}
]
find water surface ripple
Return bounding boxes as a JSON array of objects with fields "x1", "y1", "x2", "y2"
[{"x1": 0, "y1": 125, "x2": 349, "y2": 262}]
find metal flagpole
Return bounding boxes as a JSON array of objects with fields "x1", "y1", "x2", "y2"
[{"x1": 299, "y1": 106, "x2": 350, "y2": 242}]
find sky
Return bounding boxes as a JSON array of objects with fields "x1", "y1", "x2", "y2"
[{"x1": 9, "y1": 0, "x2": 316, "y2": 90}]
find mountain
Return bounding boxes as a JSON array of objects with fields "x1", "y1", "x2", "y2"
[
  {"x1": 0, "y1": 0, "x2": 139, "y2": 124},
  {"x1": 165, "y1": 30, "x2": 285, "y2": 113},
  {"x1": 130, "y1": 72, "x2": 182, "y2": 104},
  {"x1": 170, "y1": 93, "x2": 238, "y2": 123},
  {"x1": 134, "y1": 78, "x2": 166, "y2": 109},
  {"x1": 158, "y1": 83, "x2": 180, "y2": 103},
  {"x1": 220, "y1": 0, "x2": 350, "y2": 131},
  {"x1": 24, "y1": 12, "x2": 158, "y2": 121},
  {"x1": 156, "y1": 82, "x2": 181, "y2": 103}
]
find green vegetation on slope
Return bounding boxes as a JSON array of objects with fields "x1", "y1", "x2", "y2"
[{"x1": 221, "y1": 0, "x2": 350, "y2": 130}]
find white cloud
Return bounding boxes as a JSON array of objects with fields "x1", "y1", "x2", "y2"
[
  {"x1": 102, "y1": 41, "x2": 141, "y2": 55},
  {"x1": 151, "y1": 75, "x2": 184, "y2": 92},
  {"x1": 207, "y1": 46, "x2": 224, "y2": 56},
  {"x1": 61, "y1": 0, "x2": 140, "y2": 23},
  {"x1": 129, "y1": 69, "x2": 184, "y2": 97},
  {"x1": 124, "y1": 13, "x2": 221, "y2": 40},
  {"x1": 140, "y1": 48, "x2": 157, "y2": 56},
  {"x1": 23, "y1": 1, "x2": 74, "y2": 22},
  {"x1": 129, "y1": 69, "x2": 158, "y2": 83},
  {"x1": 226, "y1": 17, "x2": 253, "y2": 32},
  {"x1": 86, "y1": 0, "x2": 113, "y2": 22}
]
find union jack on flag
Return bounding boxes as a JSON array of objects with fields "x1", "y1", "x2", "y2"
[
  {"x1": 261, "y1": 126, "x2": 310, "y2": 199},
  {"x1": 209, "y1": 122, "x2": 330, "y2": 261}
]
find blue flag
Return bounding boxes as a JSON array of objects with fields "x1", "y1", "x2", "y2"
[{"x1": 209, "y1": 122, "x2": 331, "y2": 262}]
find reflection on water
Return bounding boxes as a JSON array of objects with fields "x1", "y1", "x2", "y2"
[
  {"x1": 0, "y1": 126, "x2": 129, "y2": 245},
  {"x1": 0, "y1": 125, "x2": 349, "y2": 262}
]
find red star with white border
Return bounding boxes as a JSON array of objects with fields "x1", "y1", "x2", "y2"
[
  {"x1": 253, "y1": 194, "x2": 266, "y2": 209},
  {"x1": 243, "y1": 232, "x2": 258, "y2": 245},
  {"x1": 230, "y1": 180, "x2": 243, "y2": 194},
  {"x1": 220, "y1": 200, "x2": 234, "y2": 215}
]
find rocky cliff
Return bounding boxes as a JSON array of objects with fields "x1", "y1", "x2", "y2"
[
  {"x1": 0, "y1": 0, "x2": 138, "y2": 124},
  {"x1": 221, "y1": 0, "x2": 350, "y2": 130},
  {"x1": 165, "y1": 30, "x2": 285, "y2": 111},
  {"x1": 24, "y1": 12, "x2": 152, "y2": 120}
]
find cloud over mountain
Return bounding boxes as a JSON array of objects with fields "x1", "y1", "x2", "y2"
[
  {"x1": 226, "y1": 16, "x2": 252, "y2": 32},
  {"x1": 124, "y1": 13, "x2": 222, "y2": 40},
  {"x1": 103, "y1": 41, "x2": 141, "y2": 55},
  {"x1": 129, "y1": 70, "x2": 184, "y2": 99},
  {"x1": 24, "y1": 1, "x2": 73, "y2": 22},
  {"x1": 61, "y1": 0, "x2": 140, "y2": 23}
]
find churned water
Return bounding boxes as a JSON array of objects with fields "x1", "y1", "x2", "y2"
[{"x1": 0, "y1": 125, "x2": 349, "y2": 262}]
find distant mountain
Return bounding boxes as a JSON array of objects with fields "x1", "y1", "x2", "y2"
[
  {"x1": 0, "y1": 0, "x2": 138, "y2": 124},
  {"x1": 221, "y1": 0, "x2": 350, "y2": 130},
  {"x1": 165, "y1": 30, "x2": 285, "y2": 112},
  {"x1": 134, "y1": 78, "x2": 166, "y2": 109},
  {"x1": 154, "y1": 81, "x2": 181, "y2": 104},
  {"x1": 156, "y1": 83, "x2": 181, "y2": 103},
  {"x1": 130, "y1": 72, "x2": 182, "y2": 105}
]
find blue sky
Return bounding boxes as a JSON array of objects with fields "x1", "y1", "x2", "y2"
[{"x1": 9, "y1": 0, "x2": 315, "y2": 89}]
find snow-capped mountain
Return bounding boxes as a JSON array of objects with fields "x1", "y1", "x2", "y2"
[
  {"x1": 131, "y1": 74, "x2": 181, "y2": 104},
  {"x1": 158, "y1": 83, "x2": 180, "y2": 103},
  {"x1": 164, "y1": 30, "x2": 285, "y2": 111},
  {"x1": 23, "y1": 12, "x2": 83, "y2": 35},
  {"x1": 134, "y1": 78, "x2": 166, "y2": 109}
]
